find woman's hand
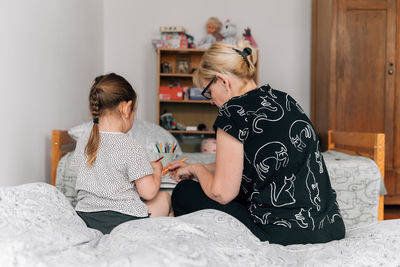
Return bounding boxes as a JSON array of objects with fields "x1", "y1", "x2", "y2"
[
  {"x1": 165, "y1": 160, "x2": 188, "y2": 170},
  {"x1": 165, "y1": 161, "x2": 194, "y2": 182}
]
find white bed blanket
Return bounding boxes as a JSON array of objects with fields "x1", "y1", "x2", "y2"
[{"x1": 1, "y1": 183, "x2": 399, "y2": 267}]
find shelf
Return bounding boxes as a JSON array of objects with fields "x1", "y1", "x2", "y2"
[
  {"x1": 168, "y1": 130, "x2": 215, "y2": 135},
  {"x1": 160, "y1": 73, "x2": 193, "y2": 77},
  {"x1": 160, "y1": 99, "x2": 211, "y2": 104},
  {"x1": 157, "y1": 48, "x2": 217, "y2": 152}
]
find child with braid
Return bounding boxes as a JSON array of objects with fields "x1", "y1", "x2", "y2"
[{"x1": 72, "y1": 73, "x2": 171, "y2": 234}]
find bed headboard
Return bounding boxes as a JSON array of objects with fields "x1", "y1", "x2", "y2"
[
  {"x1": 51, "y1": 130, "x2": 76, "y2": 186},
  {"x1": 327, "y1": 130, "x2": 385, "y2": 221}
]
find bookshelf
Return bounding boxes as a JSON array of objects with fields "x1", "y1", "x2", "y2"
[{"x1": 156, "y1": 48, "x2": 258, "y2": 152}]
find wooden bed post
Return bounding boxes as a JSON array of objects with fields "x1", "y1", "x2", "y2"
[
  {"x1": 51, "y1": 130, "x2": 75, "y2": 186},
  {"x1": 327, "y1": 130, "x2": 334, "y2": 150},
  {"x1": 374, "y1": 133, "x2": 385, "y2": 221}
]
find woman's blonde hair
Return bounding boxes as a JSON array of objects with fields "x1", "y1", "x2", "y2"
[
  {"x1": 193, "y1": 39, "x2": 257, "y2": 88},
  {"x1": 85, "y1": 73, "x2": 137, "y2": 167}
]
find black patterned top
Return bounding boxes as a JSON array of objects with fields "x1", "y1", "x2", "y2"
[{"x1": 213, "y1": 84, "x2": 343, "y2": 231}]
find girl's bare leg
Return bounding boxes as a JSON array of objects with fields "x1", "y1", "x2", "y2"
[{"x1": 146, "y1": 191, "x2": 171, "y2": 217}]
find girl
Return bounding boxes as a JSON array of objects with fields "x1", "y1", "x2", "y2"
[{"x1": 73, "y1": 73, "x2": 171, "y2": 234}]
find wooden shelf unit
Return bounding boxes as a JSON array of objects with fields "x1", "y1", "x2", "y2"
[{"x1": 156, "y1": 48, "x2": 218, "y2": 152}]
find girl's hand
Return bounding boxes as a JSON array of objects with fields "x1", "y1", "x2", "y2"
[{"x1": 150, "y1": 161, "x2": 163, "y2": 172}]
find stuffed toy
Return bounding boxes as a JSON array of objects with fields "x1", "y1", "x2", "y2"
[
  {"x1": 220, "y1": 19, "x2": 238, "y2": 45},
  {"x1": 243, "y1": 27, "x2": 258, "y2": 48},
  {"x1": 198, "y1": 17, "x2": 221, "y2": 49}
]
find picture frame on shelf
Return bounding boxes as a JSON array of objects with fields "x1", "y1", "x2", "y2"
[
  {"x1": 175, "y1": 56, "x2": 191, "y2": 74},
  {"x1": 161, "y1": 62, "x2": 172, "y2": 73}
]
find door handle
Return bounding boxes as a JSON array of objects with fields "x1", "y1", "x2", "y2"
[{"x1": 388, "y1": 62, "x2": 394, "y2": 75}]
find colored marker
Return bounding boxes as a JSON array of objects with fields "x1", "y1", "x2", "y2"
[{"x1": 155, "y1": 156, "x2": 164, "y2": 162}]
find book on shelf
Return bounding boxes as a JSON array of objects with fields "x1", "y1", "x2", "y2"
[{"x1": 160, "y1": 26, "x2": 186, "y2": 33}]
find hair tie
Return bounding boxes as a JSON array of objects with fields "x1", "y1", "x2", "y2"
[
  {"x1": 232, "y1": 47, "x2": 252, "y2": 68},
  {"x1": 93, "y1": 118, "x2": 99, "y2": 124},
  {"x1": 242, "y1": 47, "x2": 252, "y2": 57}
]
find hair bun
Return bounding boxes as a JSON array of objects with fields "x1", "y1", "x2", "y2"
[
  {"x1": 94, "y1": 75, "x2": 104, "y2": 84},
  {"x1": 242, "y1": 47, "x2": 252, "y2": 57}
]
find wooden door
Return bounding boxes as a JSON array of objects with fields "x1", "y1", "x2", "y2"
[
  {"x1": 394, "y1": 0, "x2": 400, "y2": 203},
  {"x1": 335, "y1": 0, "x2": 397, "y2": 196}
]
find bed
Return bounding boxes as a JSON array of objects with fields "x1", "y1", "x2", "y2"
[
  {"x1": 51, "y1": 123, "x2": 386, "y2": 223},
  {"x1": 0, "y1": 122, "x2": 396, "y2": 266}
]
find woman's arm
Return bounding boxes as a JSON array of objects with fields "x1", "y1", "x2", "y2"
[
  {"x1": 204, "y1": 162, "x2": 216, "y2": 173},
  {"x1": 170, "y1": 128, "x2": 243, "y2": 204},
  {"x1": 134, "y1": 161, "x2": 162, "y2": 200}
]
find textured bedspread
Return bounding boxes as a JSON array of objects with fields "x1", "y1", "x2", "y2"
[
  {"x1": 1, "y1": 183, "x2": 399, "y2": 267},
  {"x1": 56, "y1": 150, "x2": 384, "y2": 228}
]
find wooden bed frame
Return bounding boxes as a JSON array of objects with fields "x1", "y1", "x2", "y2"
[
  {"x1": 51, "y1": 130, "x2": 76, "y2": 186},
  {"x1": 51, "y1": 129, "x2": 385, "y2": 220}
]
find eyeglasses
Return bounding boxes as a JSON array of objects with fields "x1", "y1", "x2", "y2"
[{"x1": 201, "y1": 77, "x2": 216, "y2": 100}]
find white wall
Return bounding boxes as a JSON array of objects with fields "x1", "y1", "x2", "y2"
[
  {"x1": 104, "y1": 0, "x2": 312, "y2": 122},
  {"x1": 0, "y1": 0, "x2": 311, "y2": 186},
  {"x1": 0, "y1": 0, "x2": 104, "y2": 186}
]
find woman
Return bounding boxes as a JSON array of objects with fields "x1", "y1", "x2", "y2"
[{"x1": 166, "y1": 41, "x2": 345, "y2": 245}]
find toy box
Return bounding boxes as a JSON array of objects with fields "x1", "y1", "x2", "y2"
[
  {"x1": 189, "y1": 87, "x2": 208, "y2": 100},
  {"x1": 159, "y1": 86, "x2": 184, "y2": 100}
]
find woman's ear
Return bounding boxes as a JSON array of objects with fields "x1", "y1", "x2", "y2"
[{"x1": 215, "y1": 73, "x2": 231, "y2": 92}]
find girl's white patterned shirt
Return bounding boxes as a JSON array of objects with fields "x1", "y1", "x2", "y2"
[{"x1": 72, "y1": 131, "x2": 153, "y2": 217}]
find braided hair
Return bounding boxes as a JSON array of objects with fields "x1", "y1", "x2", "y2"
[{"x1": 85, "y1": 73, "x2": 137, "y2": 167}]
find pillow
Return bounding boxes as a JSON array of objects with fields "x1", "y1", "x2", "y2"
[
  {"x1": 323, "y1": 150, "x2": 383, "y2": 228},
  {"x1": 68, "y1": 121, "x2": 92, "y2": 141},
  {"x1": 130, "y1": 119, "x2": 182, "y2": 156},
  {"x1": 68, "y1": 119, "x2": 182, "y2": 156},
  {"x1": 56, "y1": 151, "x2": 78, "y2": 207}
]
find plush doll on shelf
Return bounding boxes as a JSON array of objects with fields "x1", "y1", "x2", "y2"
[
  {"x1": 186, "y1": 34, "x2": 195, "y2": 48},
  {"x1": 220, "y1": 19, "x2": 238, "y2": 45},
  {"x1": 198, "y1": 17, "x2": 222, "y2": 49},
  {"x1": 243, "y1": 27, "x2": 258, "y2": 48}
]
